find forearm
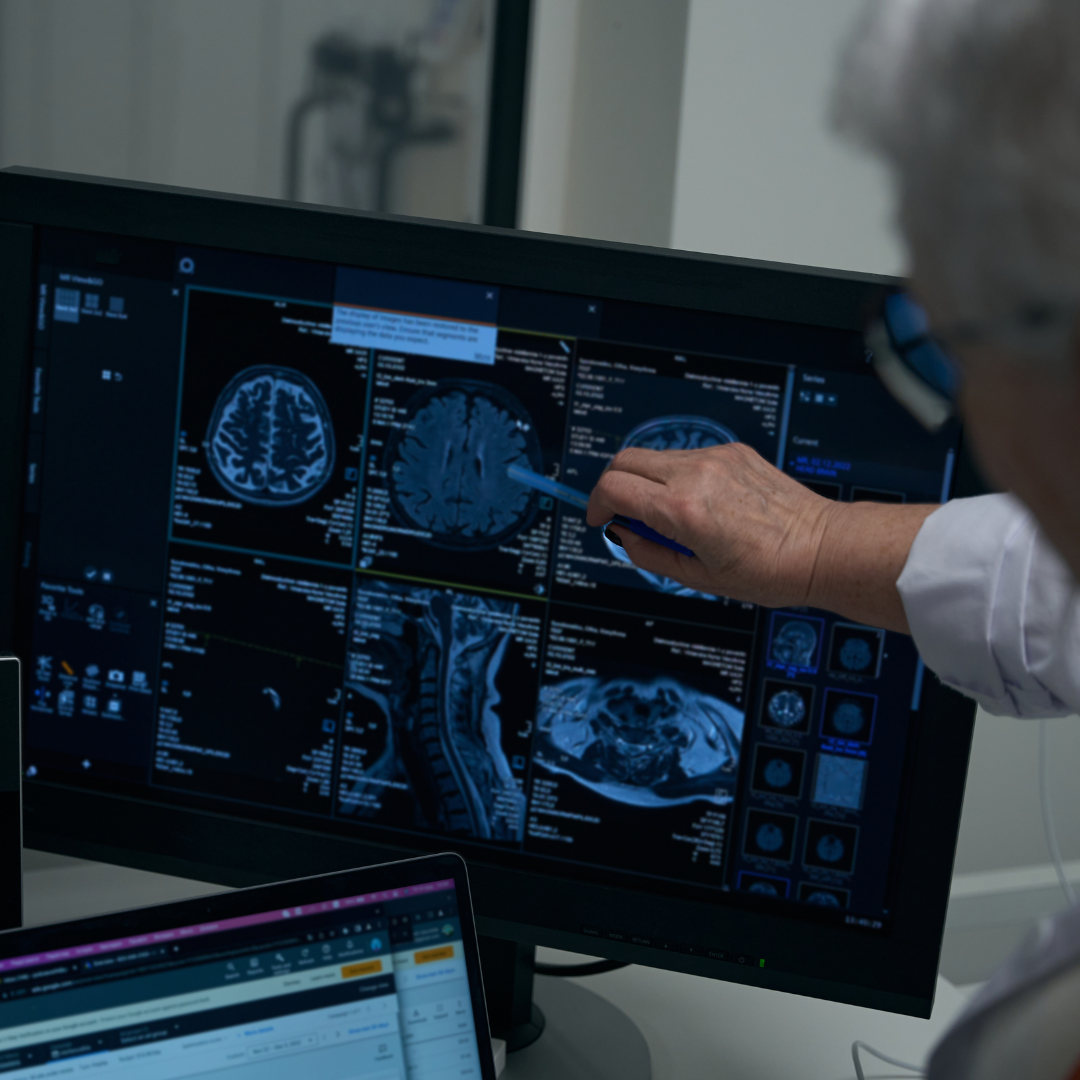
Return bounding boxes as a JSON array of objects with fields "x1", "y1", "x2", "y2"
[{"x1": 807, "y1": 501, "x2": 939, "y2": 633}]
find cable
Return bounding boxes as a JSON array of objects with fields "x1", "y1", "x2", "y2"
[
  {"x1": 851, "y1": 1041, "x2": 924, "y2": 1080},
  {"x1": 531, "y1": 959, "x2": 629, "y2": 977},
  {"x1": 1039, "y1": 718, "x2": 1076, "y2": 905}
]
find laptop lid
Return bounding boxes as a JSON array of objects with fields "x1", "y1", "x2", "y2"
[{"x1": 0, "y1": 852, "x2": 494, "y2": 1080}]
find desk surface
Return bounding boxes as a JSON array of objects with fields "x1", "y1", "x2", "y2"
[{"x1": 22, "y1": 853, "x2": 969, "y2": 1080}]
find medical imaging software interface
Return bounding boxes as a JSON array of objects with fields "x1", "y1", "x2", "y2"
[
  {"x1": 0, "y1": 877, "x2": 482, "y2": 1080},
  {"x1": 19, "y1": 229, "x2": 961, "y2": 935}
]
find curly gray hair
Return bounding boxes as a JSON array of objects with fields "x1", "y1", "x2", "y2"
[{"x1": 832, "y1": 0, "x2": 1080, "y2": 359}]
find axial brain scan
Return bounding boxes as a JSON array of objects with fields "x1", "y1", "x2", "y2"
[
  {"x1": 805, "y1": 889, "x2": 841, "y2": 907},
  {"x1": 763, "y1": 758, "x2": 794, "y2": 789},
  {"x1": 831, "y1": 701, "x2": 866, "y2": 736},
  {"x1": 206, "y1": 366, "x2": 335, "y2": 506},
  {"x1": 839, "y1": 637, "x2": 873, "y2": 671},
  {"x1": 387, "y1": 380, "x2": 543, "y2": 548},
  {"x1": 748, "y1": 880, "x2": 779, "y2": 896},
  {"x1": 767, "y1": 689, "x2": 806, "y2": 728},
  {"x1": 535, "y1": 676, "x2": 743, "y2": 807},
  {"x1": 755, "y1": 823, "x2": 785, "y2": 852},
  {"x1": 621, "y1": 415, "x2": 738, "y2": 453},
  {"x1": 771, "y1": 619, "x2": 818, "y2": 668},
  {"x1": 816, "y1": 833, "x2": 846, "y2": 863}
]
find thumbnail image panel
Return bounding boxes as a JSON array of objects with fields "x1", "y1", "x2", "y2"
[
  {"x1": 553, "y1": 339, "x2": 787, "y2": 626},
  {"x1": 26, "y1": 579, "x2": 162, "y2": 781},
  {"x1": 171, "y1": 290, "x2": 368, "y2": 564},
  {"x1": 766, "y1": 613, "x2": 825, "y2": 676},
  {"x1": 338, "y1": 578, "x2": 543, "y2": 843},
  {"x1": 737, "y1": 871, "x2": 790, "y2": 899},
  {"x1": 525, "y1": 605, "x2": 751, "y2": 886},
  {"x1": 758, "y1": 678, "x2": 814, "y2": 735},
  {"x1": 797, "y1": 882, "x2": 850, "y2": 908},
  {"x1": 803, "y1": 819, "x2": 859, "y2": 874},
  {"x1": 742, "y1": 809, "x2": 798, "y2": 865},
  {"x1": 152, "y1": 548, "x2": 351, "y2": 814},
  {"x1": 820, "y1": 689, "x2": 877, "y2": 746},
  {"x1": 357, "y1": 331, "x2": 571, "y2": 595},
  {"x1": 811, "y1": 752, "x2": 867, "y2": 811},
  {"x1": 827, "y1": 623, "x2": 885, "y2": 680},
  {"x1": 750, "y1": 745, "x2": 806, "y2": 801}
]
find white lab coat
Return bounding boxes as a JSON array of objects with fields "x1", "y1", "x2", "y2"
[
  {"x1": 896, "y1": 494, "x2": 1080, "y2": 1079},
  {"x1": 897, "y1": 493, "x2": 1080, "y2": 718}
]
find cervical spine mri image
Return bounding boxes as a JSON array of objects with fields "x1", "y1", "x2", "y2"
[
  {"x1": 387, "y1": 379, "x2": 543, "y2": 549},
  {"x1": 342, "y1": 582, "x2": 527, "y2": 842},
  {"x1": 535, "y1": 677, "x2": 743, "y2": 807},
  {"x1": 206, "y1": 365, "x2": 335, "y2": 505}
]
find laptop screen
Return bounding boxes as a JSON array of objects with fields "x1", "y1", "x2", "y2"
[{"x1": 0, "y1": 876, "x2": 481, "y2": 1079}]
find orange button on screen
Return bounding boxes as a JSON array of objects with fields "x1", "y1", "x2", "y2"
[
  {"x1": 341, "y1": 960, "x2": 383, "y2": 979},
  {"x1": 413, "y1": 945, "x2": 454, "y2": 965}
]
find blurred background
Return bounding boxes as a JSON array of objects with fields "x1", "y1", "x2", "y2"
[{"x1": 3, "y1": 0, "x2": 1077, "y2": 988}]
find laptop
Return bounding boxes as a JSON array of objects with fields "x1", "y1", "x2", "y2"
[{"x1": 0, "y1": 852, "x2": 496, "y2": 1080}]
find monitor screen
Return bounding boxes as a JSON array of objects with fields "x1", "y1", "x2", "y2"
[
  {"x1": 0, "y1": 864, "x2": 487, "y2": 1079},
  {"x1": 1, "y1": 173, "x2": 977, "y2": 1016}
]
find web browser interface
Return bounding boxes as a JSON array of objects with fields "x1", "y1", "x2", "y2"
[
  {"x1": 0, "y1": 878, "x2": 479, "y2": 1080},
  {"x1": 18, "y1": 228, "x2": 961, "y2": 937}
]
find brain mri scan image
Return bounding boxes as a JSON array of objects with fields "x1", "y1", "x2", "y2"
[
  {"x1": 798, "y1": 883, "x2": 849, "y2": 907},
  {"x1": 770, "y1": 617, "x2": 821, "y2": 669},
  {"x1": 386, "y1": 379, "x2": 543, "y2": 549},
  {"x1": 341, "y1": 582, "x2": 527, "y2": 841},
  {"x1": 839, "y1": 638, "x2": 873, "y2": 671},
  {"x1": 822, "y1": 690, "x2": 877, "y2": 744},
  {"x1": 759, "y1": 679, "x2": 814, "y2": 733},
  {"x1": 743, "y1": 809, "x2": 797, "y2": 862},
  {"x1": 738, "y1": 872, "x2": 790, "y2": 898},
  {"x1": 534, "y1": 676, "x2": 743, "y2": 808},
  {"x1": 751, "y1": 744, "x2": 805, "y2": 799},
  {"x1": 600, "y1": 415, "x2": 738, "y2": 600},
  {"x1": 768, "y1": 690, "x2": 806, "y2": 727},
  {"x1": 206, "y1": 366, "x2": 335, "y2": 506},
  {"x1": 827, "y1": 623, "x2": 885, "y2": 679},
  {"x1": 804, "y1": 819, "x2": 858, "y2": 873}
]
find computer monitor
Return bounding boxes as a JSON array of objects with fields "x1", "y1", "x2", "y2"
[{"x1": 0, "y1": 168, "x2": 977, "y2": 1022}]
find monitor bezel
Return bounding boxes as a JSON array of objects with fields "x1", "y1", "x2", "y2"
[{"x1": 0, "y1": 167, "x2": 977, "y2": 1018}]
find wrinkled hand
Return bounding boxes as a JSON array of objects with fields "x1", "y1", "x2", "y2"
[{"x1": 586, "y1": 443, "x2": 838, "y2": 609}]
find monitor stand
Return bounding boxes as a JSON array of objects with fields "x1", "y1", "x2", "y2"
[{"x1": 479, "y1": 937, "x2": 651, "y2": 1080}]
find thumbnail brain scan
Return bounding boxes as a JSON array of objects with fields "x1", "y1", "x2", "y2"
[
  {"x1": 838, "y1": 637, "x2": 873, "y2": 672},
  {"x1": 386, "y1": 380, "x2": 543, "y2": 549},
  {"x1": 748, "y1": 881, "x2": 779, "y2": 896},
  {"x1": 206, "y1": 366, "x2": 335, "y2": 506},
  {"x1": 771, "y1": 619, "x2": 818, "y2": 668},
  {"x1": 600, "y1": 415, "x2": 739, "y2": 601},
  {"x1": 622, "y1": 415, "x2": 738, "y2": 453},
  {"x1": 831, "y1": 701, "x2": 866, "y2": 736},
  {"x1": 804, "y1": 889, "x2": 841, "y2": 907},
  {"x1": 815, "y1": 833, "x2": 846, "y2": 864},
  {"x1": 535, "y1": 676, "x2": 743, "y2": 808},
  {"x1": 755, "y1": 823, "x2": 785, "y2": 852},
  {"x1": 763, "y1": 757, "x2": 794, "y2": 789},
  {"x1": 766, "y1": 689, "x2": 806, "y2": 728},
  {"x1": 340, "y1": 582, "x2": 527, "y2": 841}
]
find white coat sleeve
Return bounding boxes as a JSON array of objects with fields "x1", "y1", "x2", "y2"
[{"x1": 895, "y1": 493, "x2": 1080, "y2": 718}]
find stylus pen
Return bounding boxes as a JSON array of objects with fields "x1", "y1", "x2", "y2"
[
  {"x1": 506, "y1": 464, "x2": 590, "y2": 510},
  {"x1": 507, "y1": 464, "x2": 695, "y2": 558}
]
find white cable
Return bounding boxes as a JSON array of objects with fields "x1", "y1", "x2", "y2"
[
  {"x1": 1039, "y1": 718, "x2": 1076, "y2": 905},
  {"x1": 851, "y1": 1041, "x2": 925, "y2": 1080}
]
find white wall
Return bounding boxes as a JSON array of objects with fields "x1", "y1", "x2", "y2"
[
  {"x1": 672, "y1": 0, "x2": 902, "y2": 274},
  {"x1": 519, "y1": 0, "x2": 688, "y2": 245}
]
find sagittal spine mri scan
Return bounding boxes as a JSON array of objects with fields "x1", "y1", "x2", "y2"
[
  {"x1": 206, "y1": 365, "x2": 336, "y2": 506},
  {"x1": 535, "y1": 676, "x2": 744, "y2": 807},
  {"x1": 343, "y1": 581, "x2": 526, "y2": 841}
]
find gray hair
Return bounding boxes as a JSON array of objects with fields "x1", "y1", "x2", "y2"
[{"x1": 832, "y1": 0, "x2": 1080, "y2": 358}]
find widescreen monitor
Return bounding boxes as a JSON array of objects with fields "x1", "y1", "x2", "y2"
[{"x1": 0, "y1": 168, "x2": 977, "y2": 1018}]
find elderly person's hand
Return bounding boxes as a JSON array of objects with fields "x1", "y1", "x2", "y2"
[{"x1": 586, "y1": 442, "x2": 937, "y2": 633}]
